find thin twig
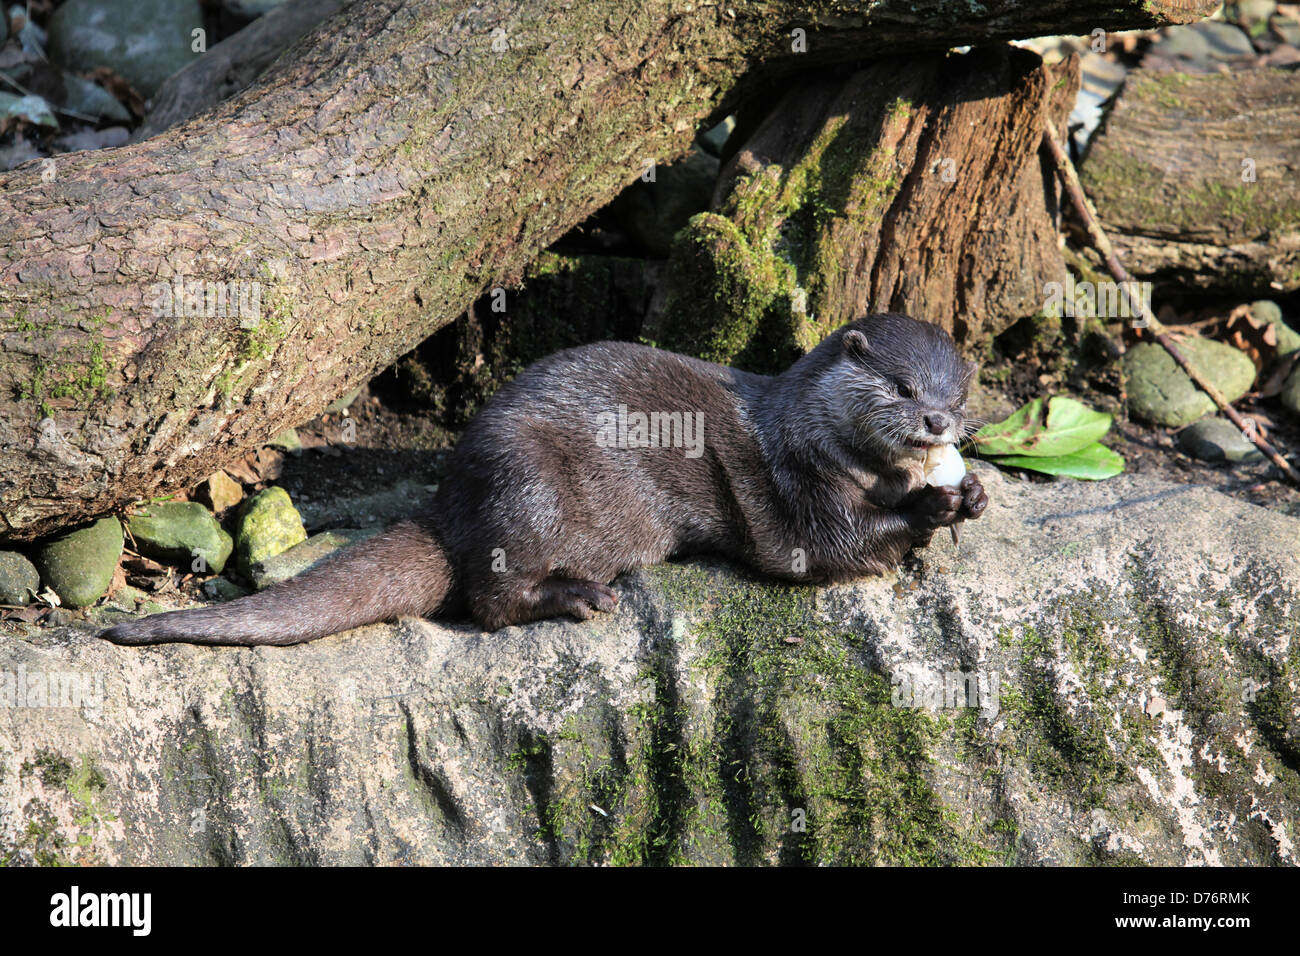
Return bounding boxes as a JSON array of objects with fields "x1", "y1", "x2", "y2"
[{"x1": 1042, "y1": 120, "x2": 1299, "y2": 485}]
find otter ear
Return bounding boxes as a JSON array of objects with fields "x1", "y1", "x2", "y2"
[{"x1": 843, "y1": 329, "x2": 871, "y2": 362}]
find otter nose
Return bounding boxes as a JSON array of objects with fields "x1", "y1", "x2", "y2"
[{"x1": 923, "y1": 412, "x2": 951, "y2": 436}]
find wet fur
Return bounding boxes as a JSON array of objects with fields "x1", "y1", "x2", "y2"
[{"x1": 101, "y1": 313, "x2": 988, "y2": 646}]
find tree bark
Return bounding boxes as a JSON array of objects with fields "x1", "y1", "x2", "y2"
[
  {"x1": 1080, "y1": 67, "x2": 1300, "y2": 296},
  {"x1": 0, "y1": 0, "x2": 1213, "y2": 541},
  {"x1": 646, "y1": 45, "x2": 1080, "y2": 369}
]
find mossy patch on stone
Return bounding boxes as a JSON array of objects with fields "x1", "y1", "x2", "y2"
[
  {"x1": 1123, "y1": 337, "x2": 1256, "y2": 427},
  {"x1": 0, "y1": 551, "x2": 40, "y2": 606},
  {"x1": 127, "y1": 501, "x2": 233, "y2": 574},
  {"x1": 234, "y1": 487, "x2": 306, "y2": 578},
  {"x1": 35, "y1": 516, "x2": 122, "y2": 608}
]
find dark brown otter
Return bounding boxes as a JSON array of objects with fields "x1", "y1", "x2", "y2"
[{"x1": 100, "y1": 312, "x2": 987, "y2": 646}]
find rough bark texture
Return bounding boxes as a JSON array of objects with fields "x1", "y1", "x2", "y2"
[
  {"x1": 135, "y1": 0, "x2": 349, "y2": 140},
  {"x1": 0, "y1": 0, "x2": 1214, "y2": 541},
  {"x1": 646, "y1": 45, "x2": 1080, "y2": 370},
  {"x1": 1080, "y1": 67, "x2": 1300, "y2": 296},
  {"x1": 3, "y1": 469, "x2": 1297, "y2": 865}
]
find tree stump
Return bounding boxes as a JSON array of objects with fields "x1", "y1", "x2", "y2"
[{"x1": 646, "y1": 46, "x2": 1081, "y2": 371}]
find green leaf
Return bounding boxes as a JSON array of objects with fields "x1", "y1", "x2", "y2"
[
  {"x1": 984, "y1": 442, "x2": 1125, "y2": 480},
  {"x1": 971, "y1": 396, "x2": 1112, "y2": 458}
]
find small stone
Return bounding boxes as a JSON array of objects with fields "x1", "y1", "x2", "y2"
[
  {"x1": 111, "y1": 584, "x2": 147, "y2": 611},
  {"x1": 1192, "y1": 20, "x2": 1259, "y2": 59},
  {"x1": 1177, "y1": 417, "x2": 1264, "y2": 463},
  {"x1": 47, "y1": 0, "x2": 203, "y2": 98},
  {"x1": 0, "y1": 551, "x2": 40, "y2": 606},
  {"x1": 203, "y1": 577, "x2": 250, "y2": 602},
  {"x1": 1123, "y1": 338, "x2": 1257, "y2": 427},
  {"x1": 35, "y1": 516, "x2": 123, "y2": 608},
  {"x1": 697, "y1": 115, "x2": 736, "y2": 157},
  {"x1": 59, "y1": 73, "x2": 132, "y2": 123},
  {"x1": 1272, "y1": 13, "x2": 1300, "y2": 46},
  {"x1": 1251, "y1": 300, "x2": 1300, "y2": 356},
  {"x1": 1150, "y1": 24, "x2": 1212, "y2": 64},
  {"x1": 126, "y1": 501, "x2": 233, "y2": 574},
  {"x1": 196, "y1": 471, "x2": 244, "y2": 514},
  {"x1": 222, "y1": 0, "x2": 287, "y2": 14},
  {"x1": 326, "y1": 388, "x2": 362, "y2": 414},
  {"x1": 235, "y1": 487, "x2": 307, "y2": 578},
  {"x1": 248, "y1": 529, "x2": 376, "y2": 590},
  {"x1": 266, "y1": 428, "x2": 302, "y2": 453},
  {"x1": 1282, "y1": 364, "x2": 1300, "y2": 418}
]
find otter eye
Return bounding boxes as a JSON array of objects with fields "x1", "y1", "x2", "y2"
[{"x1": 896, "y1": 382, "x2": 914, "y2": 399}]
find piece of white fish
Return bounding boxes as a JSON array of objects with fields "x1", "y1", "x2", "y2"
[{"x1": 923, "y1": 444, "x2": 966, "y2": 546}]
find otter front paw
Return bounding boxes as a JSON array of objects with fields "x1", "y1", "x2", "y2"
[
  {"x1": 959, "y1": 473, "x2": 988, "y2": 519},
  {"x1": 910, "y1": 484, "x2": 962, "y2": 532}
]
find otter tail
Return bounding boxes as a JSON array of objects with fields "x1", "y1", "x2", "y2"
[{"x1": 99, "y1": 519, "x2": 452, "y2": 646}]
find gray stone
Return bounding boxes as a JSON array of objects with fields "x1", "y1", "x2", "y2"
[
  {"x1": 0, "y1": 92, "x2": 57, "y2": 128},
  {"x1": 248, "y1": 529, "x2": 377, "y2": 590},
  {"x1": 697, "y1": 115, "x2": 736, "y2": 157},
  {"x1": 1150, "y1": 24, "x2": 1212, "y2": 64},
  {"x1": 221, "y1": 0, "x2": 287, "y2": 15},
  {"x1": 235, "y1": 487, "x2": 307, "y2": 578},
  {"x1": 47, "y1": 0, "x2": 202, "y2": 98},
  {"x1": 203, "y1": 577, "x2": 250, "y2": 602},
  {"x1": 1230, "y1": 1, "x2": 1277, "y2": 30},
  {"x1": 126, "y1": 501, "x2": 233, "y2": 574},
  {"x1": 35, "y1": 516, "x2": 122, "y2": 608},
  {"x1": 1192, "y1": 20, "x2": 1259, "y2": 59},
  {"x1": 1176, "y1": 417, "x2": 1264, "y2": 463},
  {"x1": 59, "y1": 73, "x2": 131, "y2": 123},
  {"x1": 1123, "y1": 338, "x2": 1257, "y2": 427},
  {"x1": 1272, "y1": 13, "x2": 1300, "y2": 46},
  {"x1": 1282, "y1": 363, "x2": 1300, "y2": 418},
  {"x1": 0, "y1": 551, "x2": 40, "y2": 606},
  {"x1": 3, "y1": 468, "x2": 1298, "y2": 865}
]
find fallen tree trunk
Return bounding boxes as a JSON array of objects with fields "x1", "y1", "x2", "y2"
[
  {"x1": 0, "y1": 0, "x2": 1213, "y2": 541},
  {"x1": 646, "y1": 45, "x2": 1080, "y2": 369},
  {"x1": 1080, "y1": 67, "x2": 1300, "y2": 296}
]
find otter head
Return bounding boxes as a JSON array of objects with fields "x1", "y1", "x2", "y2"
[{"x1": 835, "y1": 313, "x2": 976, "y2": 458}]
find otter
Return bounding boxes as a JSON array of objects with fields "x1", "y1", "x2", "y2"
[{"x1": 101, "y1": 312, "x2": 987, "y2": 646}]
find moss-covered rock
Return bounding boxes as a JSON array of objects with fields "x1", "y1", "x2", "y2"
[
  {"x1": 126, "y1": 501, "x2": 233, "y2": 574},
  {"x1": 1123, "y1": 337, "x2": 1256, "y2": 427},
  {"x1": 34, "y1": 516, "x2": 122, "y2": 608},
  {"x1": 234, "y1": 487, "x2": 306, "y2": 578},
  {"x1": 3, "y1": 470, "x2": 1297, "y2": 865},
  {"x1": 0, "y1": 551, "x2": 40, "y2": 606}
]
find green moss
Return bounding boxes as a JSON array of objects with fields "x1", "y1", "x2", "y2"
[
  {"x1": 654, "y1": 102, "x2": 905, "y2": 372},
  {"x1": 537, "y1": 565, "x2": 1006, "y2": 865}
]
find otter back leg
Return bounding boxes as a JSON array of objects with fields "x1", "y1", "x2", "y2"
[{"x1": 474, "y1": 576, "x2": 618, "y2": 630}]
